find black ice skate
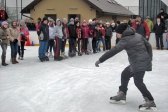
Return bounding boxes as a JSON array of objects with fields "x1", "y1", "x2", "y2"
[
  {"x1": 110, "y1": 91, "x2": 126, "y2": 104},
  {"x1": 44, "y1": 56, "x2": 49, "y2": 61},
  {"x1": 139, "y1": 97, "x2": 157, "y2": 112},
  {"x1": 54, "y1": 56, "x2": 63, "y2": 61}
]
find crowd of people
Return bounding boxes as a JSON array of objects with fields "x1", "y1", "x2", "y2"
[{"x1": 0, "y1": 7, "x2": 168, "y2": 65}]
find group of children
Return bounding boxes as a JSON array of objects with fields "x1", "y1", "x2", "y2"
[{"x1": 37, "y1": 17, "x2": 113, "y2": 62}]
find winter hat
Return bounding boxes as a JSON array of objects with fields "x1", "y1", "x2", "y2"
[
  {"x1": 106, "y1": 22, "x2": 110, "y2": 25},
  {"x1": 88, "y1": 19, "x2": 92, "y2": 23},
  {"x1": 160, "y1": 8, "x2": 164, "y2": 11},
  {"x1": 38, "y1": 18, "x2": 41, "y2": 21},
  {"x1": 42, "y1": 17, "x2": 48, "y2": 21},
  {"x1": 146, "y1": 16, "x2": 150, "y2": 19},
  {"x1": 48, "y1": 18, "x2": 55, "y2": 23},
  {"x1": 136, "y1": 15, "x2": 142, "y2": 18},
  {"x1": 116, "y1": 21, "x2": 120, "y2": 25},
  {"x1": 20, "y1": 20, "x2": 25, "y2": 24},
  {"x1": 70, "y1": 18, "x2": 74, "y2": 21},
  {"x1": 83, "y1": 20, "x2": 87, "y2": 23},
  {"x1": 1, "y1": 21, "x2": 8, "y2": 26},
  {"x1": 62, "y1": 18, "x2": 67, "y2": 22},
  {"x1": 115, "y1": 23, "x2": 128, "y2": 34}
]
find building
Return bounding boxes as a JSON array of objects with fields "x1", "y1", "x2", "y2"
[{"x1": 21, "y1": 0, "x2": 134, "y2": 22}]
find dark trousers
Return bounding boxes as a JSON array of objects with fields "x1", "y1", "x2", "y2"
[
  {"x1": 10, "y1": 41, "x2": 18, "y2": 58},
  {"x1": 54, "y1": 37, "x2": 62, "y2": 57},
  {"x1": 105, "y1": 36, "x2": 111, "y2": 50},
  {"x1": 82, "y1": 38, "x2": 88, "y2": 52},
  {"x1": 69, "y1": 38, "x2": 76, "y2": 54},
  {"x1": 119, "y1": 66, "x2": 154, "y2": 101},
  {"x1": 155, "y1": 35, "x2": 164, "y2": 49},
  {"x1": 92, "y1": 38, "x2": 97, "y2": 52},
  {"x1": 47, "y1": 39, "x2": 55, "y2": 52},
  {"x1": 18, "y1": 41, "x2": 25, "y2": 57},
  {"x1": 116, "y1": 38, "x2": 120, "y2": 44},
  {"x1": 77, "y1": 38, "x2": 82, "y2": 53},
  {"x1": 61, "y1": 39, "x2": 67, "y2": 53}
]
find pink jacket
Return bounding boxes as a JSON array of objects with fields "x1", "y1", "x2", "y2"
[
  {"x1": 20, "y1": 27, "x2": 29, "y2": 42},
  {"x1": 81, "y1": 25, "x2": 90, "y2": 38}
]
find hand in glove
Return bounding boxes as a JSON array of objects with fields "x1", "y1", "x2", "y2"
[{"x1": 95, "y1": 60, "x2": 101, "y2": 67}]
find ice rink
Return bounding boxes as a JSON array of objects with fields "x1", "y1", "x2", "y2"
[{"x1": 0, "y1": 46, "x2": 168, "y2": 112}]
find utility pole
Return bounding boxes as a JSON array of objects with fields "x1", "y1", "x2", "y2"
[
  {"x1": 16, "y1": 0, "x2": 18, "y2": 21},
  {"x1": 5, "y1": 0, "x2": 6, "y2": 11},
  {"x1": 21, "y1": 0, "x2": 22, "y2": 19}
]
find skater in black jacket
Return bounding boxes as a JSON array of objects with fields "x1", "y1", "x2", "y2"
[{"x1": 95, "y1": 23, "x2": 157, "y2": 111}]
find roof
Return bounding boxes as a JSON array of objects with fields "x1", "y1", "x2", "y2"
[
  {"x1": 84, "y1": 0, "x2": 134, "y2": 15},
  {"x1": 21, "y1": 0, "x2": 134, "y2": 16}
]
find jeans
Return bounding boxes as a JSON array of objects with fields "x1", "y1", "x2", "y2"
[
  {"x1": 105, "y1": 36, "x2": 111, "y2": 50},
  {"x1": 47, "y1": 39, "x2": 55, "y2": 52},
  {"x1": 54, "y1": 37, "x2": 62, "y2": 57},
  {"x1": 96, "y1": 39, "x2": 101, "y2": 51},
  {"x1": 155, "y1": 35, "x2": 163, "y2": 48},
  {"x1": 10, "y1": 41, "x2": 18, "y2": 58},
  {"x1": 61, "y1": 39, "x2": 67, "y2": 53},
  {"x1": 1, "y1": 43, "x2": 7, "y2": 56},
  {"x1": 18, "y1": 41, "x2": 25, "y2": 57},
  {"x1": 88, "y1": 37, "x2": 93, "y2": 52},
  {"x1": 39, "y1": 41, "x2": 48, "y2": 58},
  {"x1": 119, "y1": 66, "x2": 154, "y2": 101},
  {"x1": 101, "y1": 38, "x2": 106, "y2": 50}
]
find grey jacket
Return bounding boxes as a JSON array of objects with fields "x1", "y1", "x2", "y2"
[
  {"x1": 99, "y1": 27, "x2": 152, "y2": 73},
  {"x1": 0, "y1": 27, "x2": 9, "y2": 45},
  {"x1": 54, "y1": 19, "x2": 63, "y2": 39}
]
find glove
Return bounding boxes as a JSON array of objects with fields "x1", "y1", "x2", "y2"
[
  {"x1": 14, "y1": 39, "x2": 18, "y2": 43},
  {"x1": 95, "y1": 60, "x2": 101, "y2": 67}
]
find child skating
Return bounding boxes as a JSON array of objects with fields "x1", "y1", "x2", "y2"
[{"x1": 95, "y1": 23, "x2": 157, "y2": 111}]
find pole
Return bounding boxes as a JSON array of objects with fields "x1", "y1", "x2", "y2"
[
  {"x1": 5, "y1": 0, "x2": 6, "y2": 11},
  {"x1": 21, "y1": 0, "x2": 22, "y2": 19},
  {"x1": 16, "y1": 0, "x2": 18, "y2": 21}
]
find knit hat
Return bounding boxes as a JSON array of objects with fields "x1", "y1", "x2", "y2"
[
  {"x1": 83, "y1": 20, "x2": 87, "y2": 23},
  {"x1": 115, "y1": 23, "x2": 128, "y2": 34},
  {"x1": 20, "y1": 20, "x2": 25, "y2": 24},
  {"x1": 88, "y1": 19, "x2": 92, "y2": 23},
  {"x1": 106, "y1": 22, "x2": 110, "y2": 25},
  {"x1": 116, "y1": 21, "x2": 120, "y2": 25},
  {"x1": 62, "y1": 18, "x2": 67, "y2": 22},
  {"x1": 146, "y1": 16, "x2": 150, "y2": 19},
  {"x1": 48, "y1": 18, "x2": 55, "y2": 23},
  {"x1": 43, "y1": 17, "x2": 48, "y2": 21},
  {"x1": 38, "y1": 18, "x2": 41, "y2": 21},
  {"x1": 1, "y1": 21, "x2": 8, "y2": 26},
  {"x1": 160, "y1": 8, "x2": 164, "y2": 11},
  {"x1": 70, "y1": 18, "x2": 74, "y2": 21}
]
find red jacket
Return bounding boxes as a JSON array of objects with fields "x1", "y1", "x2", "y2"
[
  {"x1": 81, "y1": 25, "x2": 90, "y2": 38},
  {"x1": 76, "y1": 27, "x2": 81, "y2": 38},
  {"x1": 0, "y1": 10, "x2": 8, "y2": 21},
  {"x1": 132, "y1": 21, "x2": 150, "y2": 37},
  {"x1": 100, "y1": 26, "x2": 105, "y2": 36},
  {"x1": 19, "y1": 27, "x2": 29, "y2": 42}
]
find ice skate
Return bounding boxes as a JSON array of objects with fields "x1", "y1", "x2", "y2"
[
  {"x1": 49, "y1": 52, "x2": 54, "y2": 58},
  {"x1": 78, "y1": 52, "x2": 82, "y2": 56},
  {"x1": 18, "y1": 56, "x2": 21, "y2": 60},
  {"x1": 139, "y1": 97, "x2": 157, "y2": 112},
  {"x1": 61, "y1": 52, "x2": 68, "y2": 59},
  {"x1": 44, "y1": 56, "x2": 49, "y2": 61},
  {"x1": 54, "y1": 56, "x2": 63, "y2": 61},
  {"x1": 110, "y1": 91, "x2": 126, "y2": 104},
  {"x1": 45, "y1": 52, "x2": 49, "y2": 57}
]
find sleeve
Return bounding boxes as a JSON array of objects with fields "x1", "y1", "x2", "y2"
[
  {"x1": 132, "y1": 22, "x2": 137, "y2": 29},
  {"x1": 99, "y1": 38, "x2": 127, "y2": 63},
  {"x1": 164, "y1": 13, "x2": 168, "y2": 19},
  {"x1": 54, "y1": 26, "x2": 60, "y2": 37},
  {"x1": 7, "y1": 28, "x2": 14, "y2": 42},
  {"x1": 142, "y1": 37, "x2": 153, "y2": 60},
  {"x1": 153, "y1": 24, "x2": 156, "y2": 32},
  {"x1": 37, "y1": 25, "x2": 42, "y2": 36},
  {"x1": 151, "y1": 21, "x2": 154, "y2": 32},
  {"x1": 5, "y1": 11, "x2": 8, "y2": 20},
  {"x1": 144, "y1": 22, "x2": 150, "y2": 36},
  {"x1": 162, "y1": 24, "x2": 165, "y2": 33},
  {"x1": 0, "y1": 30, "x2": 6, "y2": 39},
  {"x1": 110, "y1": 28, "x2": 112, "y2": 37}
]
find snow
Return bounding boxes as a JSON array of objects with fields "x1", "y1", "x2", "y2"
[{"x1": 0, "y1": 46, "x2": 168, "y2": 112}]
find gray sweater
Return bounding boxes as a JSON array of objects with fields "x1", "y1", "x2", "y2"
[{"x1": 54, "y1": 19, "x2": 63, "y2": 38}]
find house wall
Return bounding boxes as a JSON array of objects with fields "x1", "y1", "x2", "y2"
[
  {"x1": 116, "y1": 16, "x2": 130, "y2": 22},
  {"x1": 30, "y1": 0, "x2": 96, "y2": 22}
]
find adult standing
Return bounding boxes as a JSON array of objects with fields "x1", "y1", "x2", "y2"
[
  {"x1": 132, "y1": 15, "x2": 150, "y2": 41},
  {"x1": 88, "y1": 19, "x2": 95, "y2": 53},
  {"x1": 0, "y1": 6, "x2": 8, "y2": 26},
  {"x1": 157, "y1": 8, "x2": 168, "y2": 27}
]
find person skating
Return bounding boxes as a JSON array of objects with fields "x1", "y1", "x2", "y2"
[
  {"x1": 18, "y1": 20, "x2": 29, "y2": 60},
  {"x1": 54, "y1": 19, "x2": 64, "y2": 61},
  {"x1": 0, "y1": 21, "x2": 10, "y2": 66},
  {"x1": 95, "y1": 23, "x2": 156, "y2": 111},
  {"x1": 105, "y1": 22, "x2": 112, "y2": 50},
  {"x1": 75, "y1": 21, "x2": 82, "y2": 56},
  {"x1": 37, "y1": 17, "x2": 49, "y2": 62},
  {"x1": 8, "y1": 21, "x2": 20, "y2": 64}
]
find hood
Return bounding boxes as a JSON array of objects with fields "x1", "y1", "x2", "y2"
[
  {"x1": 56, "y1": 19, "x2": 61, "y2": 26},
  {"x1": 122, "y1": 26, "x2": 135, "y2": 37}
]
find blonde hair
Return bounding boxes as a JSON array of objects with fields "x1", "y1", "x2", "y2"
[{"x1": 123, "y1": 20, "x2": 128, "y2": 23}]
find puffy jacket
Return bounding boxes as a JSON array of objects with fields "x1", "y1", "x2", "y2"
[
  {"x1": 145, "y1": 19, "x2": 154, "y2": 32},
  {"x1": 20, "y1": 27, "x2": 29, "y2": 42},
  {"x1": 153, "y1": 23, "x2": 165, "y2": 36},
  {"x1": 88, "y1": 24, "x2": 95, "y2": 37},
  {"x1": 132, "y1": 21, "x2": 150, "y2": 37},
  {"x1": 8, "y1": 27, "x2": 20, "y2": 45},
  {"x1": 0, "y1": 27, "x2": 9, "y2": 44},
  {"x1": 105, "y1": 27, "x2": 112, "y2": 37},
  {"x1": 100, "y1": 26, "x2": 105, "y2": 36},
  {"x1": 68, "y1": 24, "x2": 76, "y2": 38},
  {"x1": 81, "y1": 25, "x2": 90, "y2": 38},
  {"x1": 37, "y1": 23, "x2": 49, "y2": 41},
  {"x1": 54, "y1": 19, "x2": 63, "y2": 39},
  {"x1": 94, "y1": 29, "x2": 102, "y2": 40},
  {"x1": 99, "y1": 27, "x2": 152, "y2": 73}
]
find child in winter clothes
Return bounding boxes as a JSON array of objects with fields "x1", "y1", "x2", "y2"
[
  {"x1": 61, "y1": 18, "x2": 69, "y2": 58},
  {"x1": 18, "y1": 20, "x2": 29, "y2": 60},
  {"x1": 88, "y1": 19, "x2": 95, "y2": 53},
  {"x1": 68, "y1": 18, "x2": 76, "y2": 57},
  {"x1": 75, "y1": 21, "x2": 82, "y2": 56},
  {"x1": 47, "y1": 19, "x2": 55, "y2": 58},
  {"x1": 166, "y1": 31, "x2": 168, "y2": 50},
  {"x1": 8, "y1": 21, "x2": 20, "y2": 64},
  {"x1": 81, "y1": 20, "x2": 90, "y2": 55},
  {"x1": 94, "y1": 23, "x2": 102, "y2": 53},
  {"x1": 54, "y1": 19, "x2": 63, "y2": 61},
  {"x1": 105, "y1": 22, "x2": 112, "y2": 50},
  {"x1": 0, "y1": 21, "x2": 10, "y2": 66},
  {"x1": 99, "y1": 23, "x2": 106, "y2": 51}
]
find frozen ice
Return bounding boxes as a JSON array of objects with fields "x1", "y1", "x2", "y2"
[{"x1": 0, "y1": 47, "x2": 168, "y2": 112}]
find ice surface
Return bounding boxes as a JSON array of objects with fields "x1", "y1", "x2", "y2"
[{"x1": 0, "y1": 47, "x2": 168, "y2": 112}]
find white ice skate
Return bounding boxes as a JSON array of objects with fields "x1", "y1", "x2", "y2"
[
  {"x1": 49, "y1": 52, "x2": 54, "y2": 58},
  {"x1": 110, "y1": 91, "x2": 126, "y2": 104}
]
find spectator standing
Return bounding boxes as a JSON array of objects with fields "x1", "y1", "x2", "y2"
[
  {"x1": 0, "y1": 6, "x2": 8, "y2": 26},
  {"x1": 157, "y1": 8, "x2": 168, "y2": 27}
]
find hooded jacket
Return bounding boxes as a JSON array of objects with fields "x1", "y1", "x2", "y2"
[
  {"x1": 157, "y1": 9, "x2": 168, "y2": 25},
  {"x1": 99, "y1": 27, "x2": 152, "y2": 73},
  {"x1": 0, "y1": 27, "x2": 9, "y2": 44},
  {"x1": 88, "y1": 24, "x2": 95, "y2": 37},
  {"x1": 37, "y1": 22, "x2": 49, "y2": 41},
  {"x1": 145, "y1": 19, "x2": 154, "y2": 32},
  {"x1": 68, "y1": 22, "x2": 76, "y2": 38},
  {"x1": 81, "y1": 25, "x2": 90, "y2": 38},
  {"x1": 54, "y1": 19, "x2": 63, "y2": 39},
  {"x1": 105, "y1": 27, "x2": 112, "y2": 37}
]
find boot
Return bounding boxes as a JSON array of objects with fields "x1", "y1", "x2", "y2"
[
  {"x1": 14, "y1": 57, "x2": 19, "y2": 63},
  {"x1": 139, "y1": 97, "x2": 157, "y2": 111},
  {"x1": 1, "y1": 56, "x2": 8, "y2": 66},
  {"x1": 12, "y1": 58, "x2": 16, "y2": 64},
  {"x1": 18, "y1": 55, "x2": 21, "y2": 60},
  {"x1": 110, "y1": 91, "x2": 126, "y2": 104}
]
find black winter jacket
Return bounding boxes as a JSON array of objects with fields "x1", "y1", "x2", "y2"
[
  {"x1": 105, "y1": 27, "x2": 112, "y2": 37},
  {"x1": 37, "y1": 23, "x2": 49, "y2": 41},
  {"x1": 88, "y1": 24, "x2": 95, "y2": 37},
  {"x1": 99, "y1": 27, "x2": 152, "y2": 73},
  {"x1": 94, "y1": 29, "x2": 102, "y2": 40},
  {"x1": 153, "y1": 23, "x2": 165, "y2": 36},
  {"x1": 68, "y1": 24, "x2": 76, "y2": 38}
]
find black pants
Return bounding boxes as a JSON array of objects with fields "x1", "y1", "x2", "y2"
[
  {"x1": 69, "y1": 38, "x2": 76, "y2": 53},
  {"x1": 77, "y1": 38, "x2": 82, "y2": 53},
  {"x1": 155, "y1": 35, "x2": 163, "y2": 49},
  {"x1": 47, "y1": 39, "x2": 55, "y2": 52},
  {"x1": 92, "y1": 38, "x2": 97, "y2": 53},
  {"x1": 105, "y1": 36, "x2": 111, "y2": 50},
  {"x1": 18, "y1": 41, "x2": 25, "y2": 57},
  {"x1": 119, "y1": 66, "x2": 154, "y2": 101},
  {"x1": 82, "y1": 38, "x2": 88, "y2": 52},
  {"x1": 61, "y1": 39, "x2": 67, "y2": 53}
]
